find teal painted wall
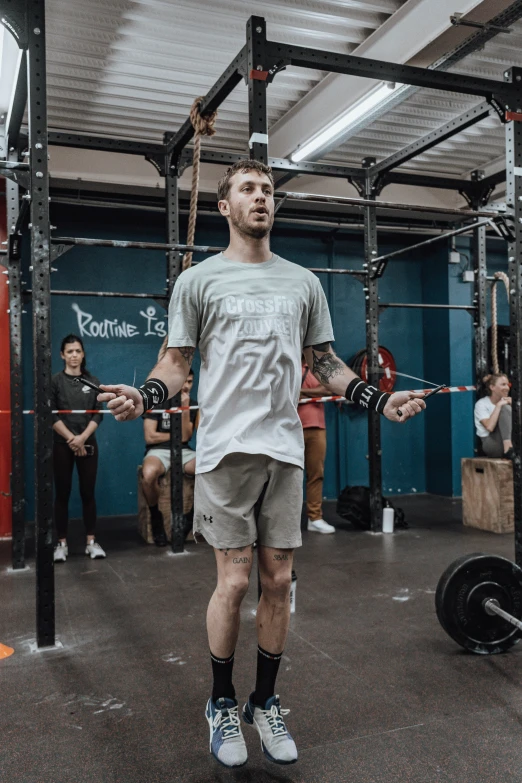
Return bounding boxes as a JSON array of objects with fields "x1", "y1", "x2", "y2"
[{"x1": 20, "y1": 205, "x2": 506, "y2": 520}]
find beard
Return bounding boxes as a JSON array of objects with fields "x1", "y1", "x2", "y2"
[{"x1": 229, "y1": 204, "x2": 274, "y2": 239}]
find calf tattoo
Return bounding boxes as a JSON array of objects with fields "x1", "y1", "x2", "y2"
[
  {"x1": 311, "y1": 343, "x2": 344, "y2": 385},
  {"x1": 273, "y1": 553, "x2": 289, "y2": 561}
]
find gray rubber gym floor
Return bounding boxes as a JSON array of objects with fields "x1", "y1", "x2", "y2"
[{"x1": 2, "y1": 495, "x2": 522, "y2": 783}]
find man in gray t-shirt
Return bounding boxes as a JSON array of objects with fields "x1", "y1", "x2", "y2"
[
  {"x1": 167, "y1": 252, "x2": 333, "y2": 474},
  {"x1": 99, "y1": 160, "x2": 425, "y2": 768}
]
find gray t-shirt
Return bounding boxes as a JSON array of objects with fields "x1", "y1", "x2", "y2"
[{"x1": 167, "y1": 253, "x2": 334, "y2": 474}]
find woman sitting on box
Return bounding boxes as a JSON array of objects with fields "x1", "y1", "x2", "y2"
[{"x1": 474, "y1": 373, "x2": 513, "y2": 459}]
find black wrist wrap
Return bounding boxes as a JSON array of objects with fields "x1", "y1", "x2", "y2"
[
  {"x1": 346, "y1": 378, "x2": 390, "y2": 415},
  {"x1": 138, "y1": 378, "x2": 169, "y2": 414}
]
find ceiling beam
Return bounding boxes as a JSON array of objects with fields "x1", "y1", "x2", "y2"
[
  {"x1": 370, "y1": 101, "x2": 493, "y2": 178},
  {"x1": 47, "y1": 131, "x2": 163, "y2": 156},
  {"x1": 165, "y1": 45, "x2": 247, "y2": 163}
]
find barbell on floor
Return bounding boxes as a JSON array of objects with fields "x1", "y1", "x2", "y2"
[{"x1": 436, "y1": 553, "x2": 522, "y2": 655}]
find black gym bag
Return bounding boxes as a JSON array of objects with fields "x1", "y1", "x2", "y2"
[{"x1": 335, "y1": 485, "x2": 407, "y2": 531}]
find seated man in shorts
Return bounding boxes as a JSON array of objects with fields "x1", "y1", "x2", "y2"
[
  {"x1": 141, "y1": 368, "x2": 197, "y2": 546},
  {"x1": 99, "y1": 160, "x2": 426, "y2": 769}
]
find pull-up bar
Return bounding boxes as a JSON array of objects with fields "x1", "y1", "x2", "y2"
[
  {"x1": 371, "y1": 218, "x2": 495, "y2": 278},
  {"x1": 25, "y1": 289, "x2": 168, "y2": 300},
  {"x1": 274, "y1": 191, "x2": 498, "y2": 219},
  {"x1": 307, "y1": 268, "x2": 364, "y2": 276},
  {"x1": 50, "y1": 237, "x2": 225, "y2": 253},
  {"x1": 380, "y1": 303, "x2": 476, "y2": 312}
]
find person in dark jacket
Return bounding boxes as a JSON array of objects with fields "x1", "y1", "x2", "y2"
[{"x1": 52, "y1": 334, "x2": 105, "y2": 562}]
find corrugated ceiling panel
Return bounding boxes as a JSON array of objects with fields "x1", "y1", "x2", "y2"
[
  {"x1": 44, "y1": 0, "x2": 404, "y2": 145},
  {"x1": 35, "y1": 0, "x2": 521, "y2": 177}
]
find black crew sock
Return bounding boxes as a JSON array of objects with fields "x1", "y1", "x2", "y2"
[
  {"x1": 149, "y1": 503, "x2": 161, "y2": 519},
  {"x1": 211, "y1": 650, "x2": 236, "y2": 702},
  {"x1": 253, "y1": 645, "x2": 283, "y2": 707}
]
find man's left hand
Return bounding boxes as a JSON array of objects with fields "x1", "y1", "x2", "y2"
[{"x1": 383, "y1": 391, "x2": 426, "y2": 423}]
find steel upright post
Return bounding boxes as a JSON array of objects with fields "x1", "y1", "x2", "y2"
[
  {"x1": 27, "y1": 0, "x2": 55, "y2": 646},
  {"x1": 247, "y1": 15, "x2": 269, "y2": 597},
  {"x1": 247, "y1": 17, "x2": 269, "y2": 165},
  {"x1": 6, "y1": 149, "x2": 25, "y2": 569},
  {"x1": 165, "y1": 150, "x2": 184, "y2": 553},
  {"x1": 472, "y1": 220, "x2": 488, "y2": 383},
  {"x1": 363, "y1": 160, "x2": 383, "y2": 532},
  {"x1": 504, "y1": 68, "x2": 522, "y2": 566}
]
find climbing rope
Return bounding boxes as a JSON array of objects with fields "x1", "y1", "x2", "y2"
[
  {"x1": 182, "y1": 96, "x2": 218, "y2": 271},
  {"x1": 157, "y1": 98, "x2": 218, "y2": 362},
  {"x1": 491, "y1": 271, "x2": 509, "y2": 374}
]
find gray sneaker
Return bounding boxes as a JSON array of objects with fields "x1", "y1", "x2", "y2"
[
  {"x1": 243, "y1": 693, "x2": 297, "y2": 765},
  {"x1": 85, "y1": 541, "x2": 106, "y2": 559},
  {"x1": 53, "y1": 543, "x2": 68, "y2": 562},
  {"x1": 205, "y1": 697, "x2": 248, "y2": 768}
]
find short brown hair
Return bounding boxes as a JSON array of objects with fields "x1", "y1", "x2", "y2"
[
  {"x1": 217, "y1": 159, "x2": 274, "y2": 201},
  {"x1": 482, "y1": 373, "x2": 509, "y2": 396}
]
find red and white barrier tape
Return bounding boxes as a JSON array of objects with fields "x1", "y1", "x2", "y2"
[{"x1": 0, "y1": 386, "x2": 477, "y2": 415}]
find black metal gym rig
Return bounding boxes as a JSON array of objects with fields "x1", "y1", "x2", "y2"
[{"x1": 3, "y1": 3, "x2": 522, "y2": 648}]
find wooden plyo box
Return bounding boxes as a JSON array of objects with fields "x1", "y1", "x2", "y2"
[
  {"x1": 137, "y1": 467, "x2": 195, "y2": 544},
  {"x1": 461, "y1": 458, "x2": 514, "y2": 534}
]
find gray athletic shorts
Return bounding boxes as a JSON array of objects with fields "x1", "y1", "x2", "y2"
[
  {"x1": 194, "y1": 452, "x2": 303, "y2": 550},
  {"x1": 143, "y1": 447, "x2": 195, "y2": 473}
]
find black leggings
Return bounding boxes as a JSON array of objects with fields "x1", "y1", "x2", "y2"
[{"x1": 53, "y1": 442, "x2": 98, "y2": 539}]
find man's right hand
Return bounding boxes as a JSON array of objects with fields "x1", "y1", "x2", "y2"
[{"x1": 98, "y1": 384, "x2": 144, "y2": 421}]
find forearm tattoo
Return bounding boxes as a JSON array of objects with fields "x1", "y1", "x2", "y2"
[
  {"x1": 311, "y1": 343, "x2": 345, "y2": 385},
  {"x1": 178, "y1": 346, "x2": 195, "y2": 366}
]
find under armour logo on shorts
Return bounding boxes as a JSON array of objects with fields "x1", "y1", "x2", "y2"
[{"x1": 203, "y1": 514, "x2": 213, "y2": 524}]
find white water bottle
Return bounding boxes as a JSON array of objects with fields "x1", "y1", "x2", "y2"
[{"x1": 382, "y1": 505, "x2": 394, "y2": 534}]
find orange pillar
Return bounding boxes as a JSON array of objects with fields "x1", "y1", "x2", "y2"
[{"x1": 0, "y1": 181, "x2": 12, "y2": 537}]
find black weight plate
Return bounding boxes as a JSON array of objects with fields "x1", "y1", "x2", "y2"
[{"x1": 435, "y1": 553, "x2": 522, "y2": 655}]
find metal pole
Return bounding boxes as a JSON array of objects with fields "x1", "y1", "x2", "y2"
[
  {"x1": 28, "y1": 0, "x2": 55, "y2": 647},
  {"x1": 484, "y1": 598, "x2": 522, "y2": 632},
  {"x1": 26, "y1": 289, "x2": 168, "y2": 300},
  {"x1": 165, "y1": 151, "x2": 185, "y2": 554},
  {"x1": 306, "y1": 267, "x2": 365, "y2": 276},
  {"x1": 371, "y1": 218, "x2": 493, "y2": 269},
  {"x1": 247, "y1": 16, "x2": 269, "y2": 598},
  {"x1": 50, "y1": 236, "x2": 225, "y2": 253},
  {"x1": 247, "y1": 16, "x2": 269, "y2": 165},
  {"x1": 505, "y1": 67, "x2": 522, "y2": 567},
  {"x1": 274, "y1": 191, "x2": 498, "y2": 219},
  {"x1": 472, "y1": 221, "x2": 488, "y2": 383},
  {"x1": 363, "y1": 162, "x2": 383, "y2": 533},
  {"x1": 483, "y1": 598, "x2": 522, "y2": 631},
  {"x1": 380, "y1": 303, "x2": 476, "y2": 312},
  {"x1": 6, "y1": 148, "x2": 25, "y2": 570}
]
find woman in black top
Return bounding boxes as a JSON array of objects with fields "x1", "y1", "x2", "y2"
[{"x1": 52, "y1": 334, "x2": 105, "y2": 562}]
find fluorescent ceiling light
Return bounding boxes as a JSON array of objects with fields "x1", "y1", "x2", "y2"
[
  {"x1": 0, "y1": 24, "x2": 4, "y2": 79},
  {"x1": 291, "y1": 81, "x2": 402, "y2": 163}
]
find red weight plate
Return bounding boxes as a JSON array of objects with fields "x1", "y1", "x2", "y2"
[{"x1": 359, "y1": 347, "x2": 396, "y2": 393}]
